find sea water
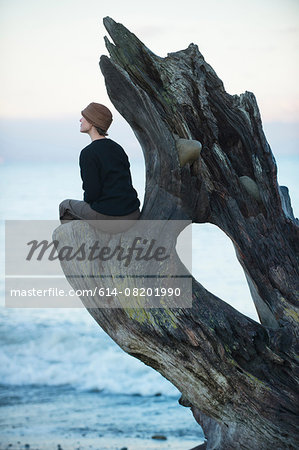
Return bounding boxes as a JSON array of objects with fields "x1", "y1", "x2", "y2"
[{"x1": 0, "y1": 155, "x2": 298, "y2": 449}]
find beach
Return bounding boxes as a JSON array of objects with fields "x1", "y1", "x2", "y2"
[{"x1": 1, "y1": 156, "x2": 297, "y2": 448}]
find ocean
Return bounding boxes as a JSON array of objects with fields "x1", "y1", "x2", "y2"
[{"x1": 0, "y1": 154, "x2": 298, "y2": 449}]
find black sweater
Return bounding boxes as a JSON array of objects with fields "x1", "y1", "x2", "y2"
[{"x1": 79, "y1": 138, "x2": 140, "y2": 216}]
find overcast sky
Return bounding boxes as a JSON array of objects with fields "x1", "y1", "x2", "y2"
[
  {"x1": 1, "y1": 0, "x2": 298, "y2": 120},
  {"x1": 0, "y1": 0, "x2": 298, "y2": 161}
]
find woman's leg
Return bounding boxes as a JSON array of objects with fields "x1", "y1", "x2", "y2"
[
  {"x1": 59, "y1": 199, "x2": 97, "y2": 223},
  {"x1": 59, "y1": 199, "x2": 141, "y2": 233}
]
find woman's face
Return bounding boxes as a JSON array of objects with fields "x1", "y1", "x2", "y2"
[{"x1": 79, "y1": 116, "x2": 92, "y2": 133}]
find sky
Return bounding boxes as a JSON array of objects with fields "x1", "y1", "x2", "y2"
[{"x1": 0, "y1": 0, "x2": 298, "y2": 160}]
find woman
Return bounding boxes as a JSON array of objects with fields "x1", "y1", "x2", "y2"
[{"x1": 59, "y1": 102, "x2": 141, "y2": 232}]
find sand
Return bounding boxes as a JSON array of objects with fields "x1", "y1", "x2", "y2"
[{"x1": 0, "y1": 435, "x2": 205, "y2": 450}]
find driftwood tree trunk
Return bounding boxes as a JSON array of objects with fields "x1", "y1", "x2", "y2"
[{"x1": 54, "y1": 17, "x2": 299, "y2": 449}]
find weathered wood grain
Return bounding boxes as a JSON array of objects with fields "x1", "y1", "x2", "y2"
[{"x1": 54, "y1": 17, "x2": 299, "y2": 449}]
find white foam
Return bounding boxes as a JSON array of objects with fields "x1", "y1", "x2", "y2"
[{"x1": 0, "y1": 307, "x2": 178, "y2": 396}]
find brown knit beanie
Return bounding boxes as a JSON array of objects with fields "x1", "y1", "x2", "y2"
[{"x1": 81, "y1": 103, "x2": 113, "y2": 132}]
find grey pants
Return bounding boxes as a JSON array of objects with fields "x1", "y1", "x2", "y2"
[{"x1": 59, "y1": 199, "x2": 140, "y2": 233}]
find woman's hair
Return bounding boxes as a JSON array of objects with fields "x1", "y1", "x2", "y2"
[{"x1": 95, "y1": 126, "x2": 108, "y2": 137}]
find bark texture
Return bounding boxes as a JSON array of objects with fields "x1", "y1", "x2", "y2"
[{"x1": 54, "y1": 17, "x2": 299, "y2": 449}]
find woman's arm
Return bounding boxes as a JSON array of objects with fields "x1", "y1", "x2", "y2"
[{"x1": 79, "y1": 149, "x2": 102, "y2": 204}]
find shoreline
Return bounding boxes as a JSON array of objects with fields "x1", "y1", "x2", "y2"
[{"x1": 0, "y1": 435, "x2": 205, "y2": 450}]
